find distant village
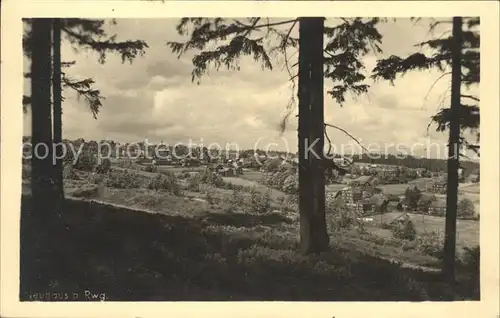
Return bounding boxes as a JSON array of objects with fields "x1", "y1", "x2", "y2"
[{"x1": 22, "y1": 137, "x2": 480, "y2": 218}]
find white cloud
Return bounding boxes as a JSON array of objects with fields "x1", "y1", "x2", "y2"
[{"x1": 23, "y1": 18, "x2": 478, "y2": 159}]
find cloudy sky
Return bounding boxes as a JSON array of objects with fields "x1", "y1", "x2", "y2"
[{"x1": 23, "y1": 18, "x2": 479, "y2": 160}]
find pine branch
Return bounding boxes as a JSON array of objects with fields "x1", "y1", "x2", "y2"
[
  {"x1": 429, "y1": 104, "x2": 479, "y2": 132},
  {"x1": 62, "y1": 24, "x2": 148, "y2": 64},
  {"x1": 62, "y1": 76, "x2": 105, "y2": 119}
]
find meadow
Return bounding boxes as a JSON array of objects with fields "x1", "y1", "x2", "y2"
[{"x1": 20, "y1": 162, "x2": 480, "y2": 301}]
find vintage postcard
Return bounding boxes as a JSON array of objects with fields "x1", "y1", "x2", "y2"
[{"x1": 1, "y1": 1, "x2": 499, "y2": 318}]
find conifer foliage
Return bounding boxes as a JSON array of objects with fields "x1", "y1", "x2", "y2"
[
  {"x1": 372, "y1": 17, "x2": 479, "y2": 286},
  {"x1": 372, "y1": 17, "x2": 480, "y2": 156},
  {"x1": 24, "y1": 18, "x2": 148, "y2": 208},
  {"x1": 167, "y1": 17, "x2": 386, "y2": 253}
]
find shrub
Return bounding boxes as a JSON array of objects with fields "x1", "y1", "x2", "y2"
[
  {"x1": 197, "y1": 169, "x2": 224, "y2": 187},
  {"x1": 457, "y1": 198, "x2": 475, "y2": 218},
  {"x1": 205, "y1": 188, "x2": 218, "y2": 205},
  {"x1": 144, "y1": 164, "x2": 158, "y2": 173},
  {"x1": 74, "y1": 149, "x2": 98, "y2": 172},
  {"x1": 261, "y1": 158, "x2": 282, "y2": 173},
  {"x1": 416, "y1": 231, "x2": 444, "y2": 259},
  {"x1": 231, "y1": 188, "x2": 245, "y2": 207},
  {"x1": 247, "y1": 187, "x2": 272, "y2": 214},
  {"x1": 147, "y1": 173, "x2": 181, "y2": 195},
  {"x1": 282, "y1": 174, "x2": 298, "y2": 194},
  {"x1": 418, "y1": 194, "x2": 436, "y2": 213},
  {"x1": 404, "y1": 186, "x2": 421, "y2": 210},
  {"x1": 459, "y1": 246, "x2": 479, "y2": 270},
  {"x1": 276, "y1": 196, "x2": 285, "y2": 205},
  {"x1": 89, "y1": 172, "x2": 106, "y2": 185},
  {"x1": 389, "y1": 215, "x2": 417, "y2": 241},
  {"x1": 187, "y1": 175, "x2": 201, "y2": 192},
  {"x1": 219, "y1": 181, "x2": 243, "y2": 191},
  {"x1": 105, "y1": 170, "x2": 142, "y2": 189},
  {"x1": 457, "y1": 246, "x2": 480, "y2": 296},
  {"x1": 327, "y1": 207, "x2": 364, "y2": 233},
  {"x1": 262, "y1": 165, "x2": 297, "y2": 194}
]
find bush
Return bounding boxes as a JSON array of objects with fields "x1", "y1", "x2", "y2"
[
  {"x1": 416, "y1": 231, "x2": 444, "y2": 259},
  {"x1": 327, "y1": 207, "x2": 364, "y2": 233},
  {"x1": 247, "y1": 187, "x2": 272, "y2": 214},
  {"x1": 261, "y1": 158, "x2": 282, "y2": 173},
  {"x1": 457, "y1": 246, "x2": 480, "y2": 296},
  {"x1": 262, "y1": 165, "x2": 297, "y2": 194},
  {"x1": 116, "y1": 158, "x2": 133, "y2": 169},
  {"x1": 389, "y1": 215, "x2": 417, "y2": 241},
  {"x1": 147, "y1": 173, "x2": 181, "y2": 195},
  {"x1": 205, "y1": 188, "x2": 218, "y2": 205},
  {"x1": 144, "y1": 164, "x2": 158, "y2": 173},
  {"x1": 105, "y1": 170, "x2": 142, "y2": 189},
  {"x1": 187, "y1": 175, "x2": 201, "y2": 192},
  {"x1": 74, "y1": 150, "x2": 98, "y2": 172},
  {"x1": 197, "y1": 169, "x2": 224, "y2": 187},
  {"x1": 219, "y1": 181, "x2": 245, "y2": 191},
  {"x1": 404, "y1": 186, "x2": 421, "y2": 210},
  {"x1": 457, "y1": 198, "x2": 475, "y2": 218},
  {"x1": 418, "y1": 194, "x2": 436, "y2": 213},
  {"x1": 230, "y1": 188, "x2": 245, "y2": 207}
]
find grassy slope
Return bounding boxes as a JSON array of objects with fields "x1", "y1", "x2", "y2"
[
  {"x1": 20, "y1": 168, "x2": 479, "y2": 301},
  {"x1": 22, "y1": 194, "x2": 477, "y2": 301}
]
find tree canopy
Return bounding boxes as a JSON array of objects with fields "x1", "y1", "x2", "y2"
[
  {"x1": 168, "y1": 18, "x2": 385, "y2": 105},
  {"x1": 22, "y1": 18, "x2": 149, "y2": 118},
  {"x1": 371, "y1": 18, "x2": 480, "y2": 157}
]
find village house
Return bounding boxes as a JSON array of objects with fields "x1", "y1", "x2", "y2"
[
  {"x1": 335, "y1": 186, "x2": 363, "y2": 203},
  {"x1": 348, "y1": 202, "x2": 365, "y2": 215},
  {"x1": 428, "y1": 198, "x2": 447, "y2": 216},
  {"x1": 333, "y1": 185, "x2": 390, "y2": 215},
  {"x1": 349, "y1": 175, "x2": 379, "y2": 189},
  {"x1": 431, "y1": 181, "x2": 447, "y2": 194},
  {"x1": 378, "y1": 168, "x2": 398, "y2": 178}
]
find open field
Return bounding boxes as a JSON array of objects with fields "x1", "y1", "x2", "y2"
[{"x1": 365, "y1": 212, "x2": 479, "y2": 250}]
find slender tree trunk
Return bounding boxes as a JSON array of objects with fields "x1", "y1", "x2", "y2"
[
  {"x1": 309, "y1": 17, "x2": 329, "y2": 252},
  {"x1": 298, "y1": 17, "x2": 313, "y2": 254},
  {"x1": 30, "y1": 18, "x2": 54, "y2": 216},
  {"x1": 23, "y1": 19, "x2": 54, "y2": 294},
  {"x1": 443, "y1": 16, "x2": 463, "y2": 287},
  {"x1": 298, "y1": 17, "x2": 329, "y2": 254},
  {"x1": 52, "y1": 18, "x2": 64, "y2": 200}
]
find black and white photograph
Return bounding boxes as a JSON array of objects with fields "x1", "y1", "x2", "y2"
[{"x1": 1, "y1": 1, "x2": 498, "y2": 313}]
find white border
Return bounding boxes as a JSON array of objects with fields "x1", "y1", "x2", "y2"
[{"x1": 1, "y1": 1, "x2": 499, "y2": 318}]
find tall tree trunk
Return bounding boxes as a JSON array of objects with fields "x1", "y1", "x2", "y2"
[
  {"x1": 23, "y1": 18, "x2": 55, "y2": 293},
  {"x1": 298, "y1": 17, "x2": 329, "y2": 254},
  {"x1": 52, "y1": 18, "x2": 64, "y2": 200},
  {"x1": 30, "y1": 18, "x2": 54, "y2": 216},
  {"x1": 309, "y1": 17, "x2": 329, "y2": 252},
  {"x1": 443, "y1": 16, "x2": 463, "y2": 287}
]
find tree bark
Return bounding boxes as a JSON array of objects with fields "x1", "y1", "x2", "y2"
[
  {"x1": 52, "y1": 18, "x2": 64, "y2": 200},
  {"x1": 443, "y1": 16, "x2": 463, "y2": 288},
  {"x1": 298, "y1": 17, "x2": 329, "y2": 254},
  {"x1": 30, "y1": 18, "x2": 55, "y2": 217}
]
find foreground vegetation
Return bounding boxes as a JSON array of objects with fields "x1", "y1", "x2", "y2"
[{"x1": 20, "y1": 165, "x2": 479, "y2": 301}]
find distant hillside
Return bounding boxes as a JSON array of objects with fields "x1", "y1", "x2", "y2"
[{"x1": 351, "y1": 153, "x2": 479, "y2": 173}]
